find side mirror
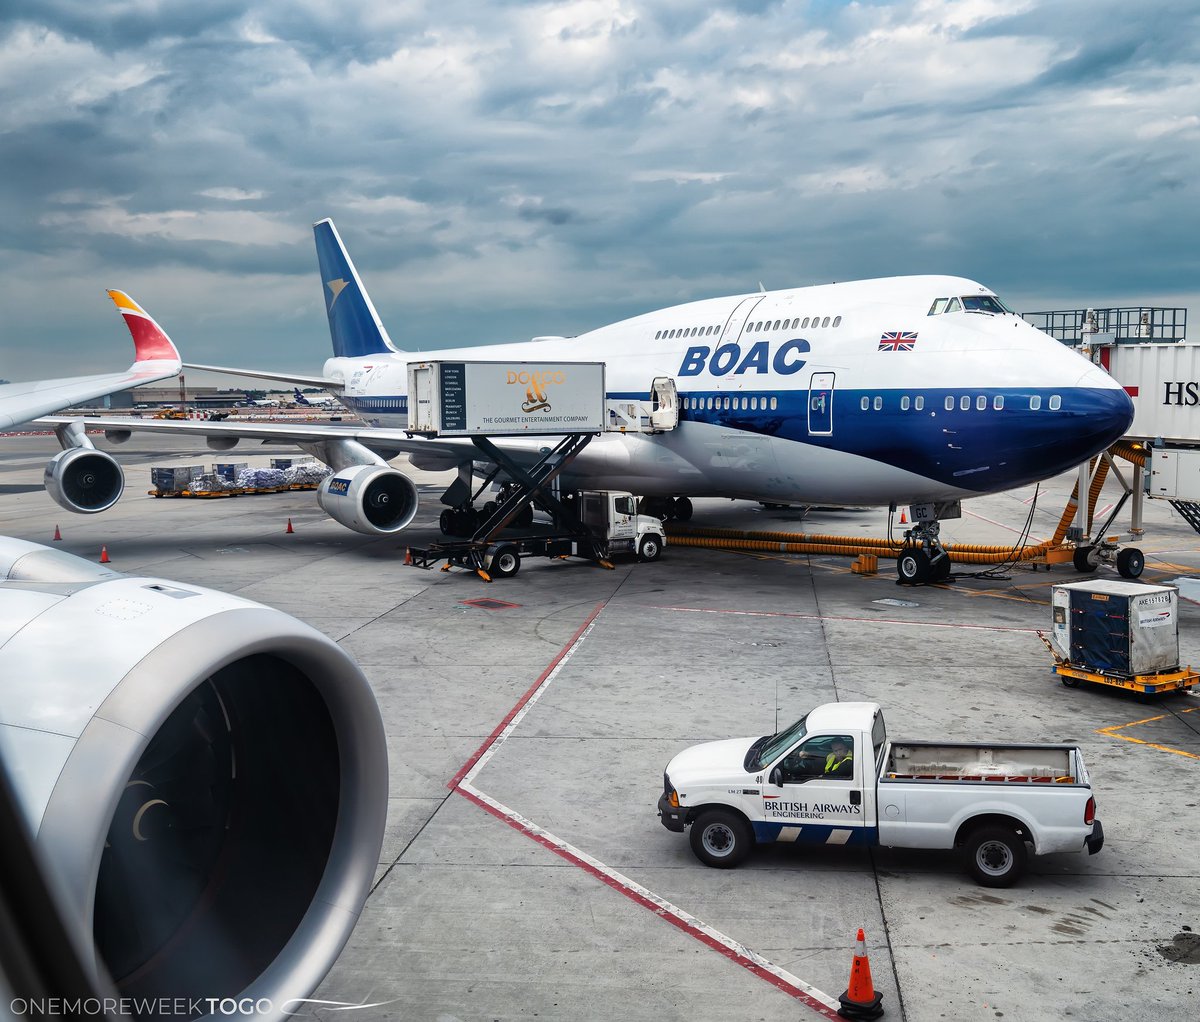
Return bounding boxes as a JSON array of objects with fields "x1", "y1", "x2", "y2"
[{"x1": 769, "y1": 766, "x2": 783, "y2": 787}]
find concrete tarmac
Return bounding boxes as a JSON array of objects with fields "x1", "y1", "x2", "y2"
[{"x1": 1, "y1": 431, "x2": 1198, "y2": 1021}]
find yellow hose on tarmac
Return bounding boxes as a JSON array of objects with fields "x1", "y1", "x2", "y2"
[{"x1": 666, "y1": 440, "x2": 1143, "y2": 566}]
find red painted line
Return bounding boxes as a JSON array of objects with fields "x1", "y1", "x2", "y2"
[
  {"x1": 454, "y1": 786, "x2": 840, "y2": 1019},
  {"x1": 447, "y1": 601, "x2": 605, "y2": 790}
]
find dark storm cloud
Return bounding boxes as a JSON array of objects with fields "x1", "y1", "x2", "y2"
[
  {"x1": 1, "y1": 1, "x2": 248, "y2": 52},
  {"x1": 0, "y1": 1, "x2": 1197, "y2": 375}
]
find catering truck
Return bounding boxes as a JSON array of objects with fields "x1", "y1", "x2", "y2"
[{"x1": 657, "y1": 701, "x2": 1103, "y2": 887}]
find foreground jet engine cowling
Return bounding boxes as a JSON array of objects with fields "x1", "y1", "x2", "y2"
[{"x1": 0, "y1": 538, "x2": 387, "y2": 1021}]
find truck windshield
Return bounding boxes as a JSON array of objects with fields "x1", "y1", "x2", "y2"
[{"x1": 750, "y1": 715, "x2": 808, "y2": 771}]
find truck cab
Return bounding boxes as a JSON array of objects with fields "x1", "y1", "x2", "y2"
[{"x1": 578, "y1": 490, "x2": 665, "y2": 562}]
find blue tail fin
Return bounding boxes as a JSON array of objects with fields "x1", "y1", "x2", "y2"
[{"x1": 313, "y1": 218, "x2": 400, "y2": 358}]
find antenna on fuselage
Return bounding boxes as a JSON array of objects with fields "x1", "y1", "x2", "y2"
[{"x1": 758, "y1": 282, "x2": 767, "y2": 293}]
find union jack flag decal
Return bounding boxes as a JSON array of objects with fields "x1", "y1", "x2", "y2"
[{"x1": 878, "y1": 331, "x2": 918, "y2": 351}]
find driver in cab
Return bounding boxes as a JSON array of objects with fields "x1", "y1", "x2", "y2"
[{"x1": 786, "y1": 738, "x2": 854, "y2": 779}]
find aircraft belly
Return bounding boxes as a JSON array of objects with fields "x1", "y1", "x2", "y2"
[
  {"x1": 561, "y1": 424, "x2": 963, "y2": 504},
  {"x1": 766, "y1": 436, "x2": 962, "y2": 504}
]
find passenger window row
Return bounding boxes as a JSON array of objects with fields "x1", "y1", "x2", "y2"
[
  {"x1": 680, "y1": 395, "x2": 780, "y2": 412},
  {"x1": 654, "y1": 315, "x2": 842, "y2": 341},
  {"x1": 856, "y1": 394, "x2": 1062, "y2": 412},
  {"x1": 745, "y1": 315, "x2": 841, "y2": 332}
]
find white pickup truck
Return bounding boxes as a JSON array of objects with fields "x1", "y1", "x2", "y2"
[{"x1": 657, "y1": 701, "x2": 1104, "y2": 886}]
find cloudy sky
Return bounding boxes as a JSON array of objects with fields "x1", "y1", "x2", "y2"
[{"x1": 2, "y1": 0, "x2": 1198, "y2": 381}]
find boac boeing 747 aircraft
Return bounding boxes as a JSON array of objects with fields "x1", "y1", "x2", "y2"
[{"x1": 40, "y1": 220, "x2": 1133, "y2": 582}]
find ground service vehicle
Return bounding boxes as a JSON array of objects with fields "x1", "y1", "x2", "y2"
[
  {"x1": 658, "y1": 701, "x2": 1103, "y2": 887},
  {"x1": 413, "y1": 489, "x2": 666, "y2": 579}
]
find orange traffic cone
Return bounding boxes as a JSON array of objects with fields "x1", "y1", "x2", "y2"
[
  {"x1": 285, "y1": 518, "x2": 294, "y2": 534},
  {"x1": 403, "y1": 547, "x2": 412, "y2": 566},
  {"x1": 52, "y1": 524, "x2": 62, "y2": 541},
  {"x1": 899, "y1": 509, "x2": 907, "y2": 525},
  {"x1": 837, "y1": 928, "x2": 883, "y2": 1019},
  {"x1": 99, "y1": 545, "x2": 110, "y2": 564}
]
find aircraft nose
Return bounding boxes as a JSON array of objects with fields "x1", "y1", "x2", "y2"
[{"x1": 1062, "y1": 384, "x2": 1135, "y2": 464}]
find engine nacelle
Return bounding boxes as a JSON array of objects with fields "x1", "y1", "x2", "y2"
[
  {"x1": 0, "y1": 538, "x2": 388, "y2": 1020},
  {"x1": 44, "y1": 447, "x2": 125, "y2": 513},
  {"x1": 316, "y1": 463, "x2": 419, "y2": 535}
]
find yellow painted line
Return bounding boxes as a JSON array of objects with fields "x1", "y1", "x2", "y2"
[{"x1": 1096, "y1": 707, "x2": 1200, "y2": 760}]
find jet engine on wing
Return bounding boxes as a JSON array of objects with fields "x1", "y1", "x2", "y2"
[
  {"x1": 315, "y1": 463, "x2": 420, "y2": 535},
  {"x1": 0, "y1": 539, "x2": 388, "y2": 1021},
  {"x1": 44, "y1": 447, "x2": 125, "y2": 513}
]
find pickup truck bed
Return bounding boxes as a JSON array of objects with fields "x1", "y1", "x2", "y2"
[{"x1": 883, "y1": 742, "x2": 1078, "y2": 782}]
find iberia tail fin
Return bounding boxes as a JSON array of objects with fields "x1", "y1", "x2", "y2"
[{"x1": 313, "y1": 219, "x2": 400, "y2": 358}]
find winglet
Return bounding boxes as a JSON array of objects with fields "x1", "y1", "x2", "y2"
[{"x1": 107, "y1": 290, "x2": 182, "y2": 365}]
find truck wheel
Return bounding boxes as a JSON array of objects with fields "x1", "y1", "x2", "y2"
[
  {"x1": 689, "y1": 809, "x2": 752, "y2": 868},
  {"x1": 489, "y1": 545, "x2": 521, "y2": 578},
  {"x1": 1116, "y1": 547, "x2": 1145, "y2": 579},
  {"x1": 897, "y1": 549, "x2": 930, "y2": 584},
  {"x1": 964, "y1": 825, "x2": 1027, "y2": 887},
  {"x1": 1072, "y1": 545, "x2": 1098, "y2": 572},
  {"x1": 637, "y1": 535, "x2": 663, "y2": 562}
]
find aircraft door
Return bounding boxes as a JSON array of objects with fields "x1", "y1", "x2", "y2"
[
  {"x1": 719, "y1": 296, "x2": 766, "y2": 344},
  {"x1": 808, "y1": 372, "x2": 835, "y2": 436},
  {"x1": 649, "y1": 377, "x2": 678, "y2": 431}
]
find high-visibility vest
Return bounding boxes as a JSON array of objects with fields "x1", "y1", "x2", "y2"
[{"x1": 824, "y1": 752, "x2": 853, "y2": 774}]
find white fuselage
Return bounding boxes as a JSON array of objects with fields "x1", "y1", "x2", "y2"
[{"x1": 322, "y1": 275, "x2": 1132, "y2": 504}]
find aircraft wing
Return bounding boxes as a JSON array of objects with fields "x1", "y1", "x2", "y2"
[
  {"x1": 0, "y1": 291, "x2": 181, "y2": 430},
  {"x1": 183, "y1": 363, "x2": 346, "y2": 391},
  {"x1": 32, "y1": 413, "x2": 535, "y2": 469}
]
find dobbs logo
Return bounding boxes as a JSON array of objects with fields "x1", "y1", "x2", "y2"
[{"x1": 506, "y1": 369, "x2": 565, "y2": 413}]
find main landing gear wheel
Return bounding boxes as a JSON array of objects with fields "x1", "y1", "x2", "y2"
[
  {"x1": 1117, "y1": 547, "x2": 1145, "y2": 579},
  {"x1": 689, "y1": 809, "x2": 752, "y2": 868},
  {"x1": 964, "y1": 824, "x2": 1027, "y2": 888},
  {"x1": 897, "y1": 548, "x2": 931, "y2": 585},
  {"x1": 671, "y1": 496, "x2": 693, "y2": 522}
]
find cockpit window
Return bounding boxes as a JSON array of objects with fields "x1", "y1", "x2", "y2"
[
  {"x1": 928, "y1": 298, "x2": 949, "y2": 316},
  {"x1": 962, "y1": 295, "x2": 1011, "y2": 315}
]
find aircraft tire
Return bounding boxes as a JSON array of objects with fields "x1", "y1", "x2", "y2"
[
  {"x1": 1116, "y1": 547, "x2": 1145, "y2": 579},
  {"x1": 672, "y1": 496, "x2": 694, "y2": 522},
  {"x1": 1073, "y1": 545, "x2": 1099, "y2": 572},
  {"x1": 897, "y1": 548, "x2": 930, "y2": 585},
  {"x1": 439, "y1": 509, "x2": 453, "y2": 535}
]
